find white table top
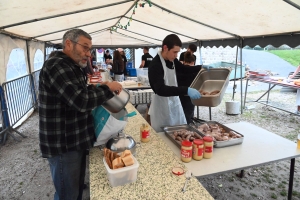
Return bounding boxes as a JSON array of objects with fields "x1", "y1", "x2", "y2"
[
  {"x1": 123, "y1": 84, "x2": 151, "y2": 90},
  {"x1": 158, "y1": 121, "x2": 300, "y2": 177}
]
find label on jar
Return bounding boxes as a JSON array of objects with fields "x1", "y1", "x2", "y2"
[
  {"x1": 193, "y1": 146, "x2": 203, "y2": 156},
  {"x1": 205, "y1": 146, "x2": 213, "y2": 153},
  {"x1": 141, "y1": 130, "x2": 150, "y2": 139},
  {"x1": 181, "y1": 149, "x2": 192, "y2": 158},
  {"x1": 197, "y1": 148, "x2": 203, "y2": 156}
]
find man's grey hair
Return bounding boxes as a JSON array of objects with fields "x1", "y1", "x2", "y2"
[{"x1": 62, "y1": 29, "x2": 92, "y2": 48}]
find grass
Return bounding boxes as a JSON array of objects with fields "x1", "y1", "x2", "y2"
[
  {"x1": 271, "y1": 193, "x2": 278, "y2": 199},
  {"x1": 280, "y1": 190, "x2": 287, "y2": 196},
  {"x1": 268, "y1": 49, "x2": 300, "y2": 66}
]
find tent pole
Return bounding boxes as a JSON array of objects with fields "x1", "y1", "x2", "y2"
[
  {"x1": 26, "y1": 40, "x2": 32, "y2": 74},
  {"x1": 232, "y1": 43, "x2": 238, "y2": 100},
  {"x1": 240, "y1": 39, "x2": 243, "y2": 114}
]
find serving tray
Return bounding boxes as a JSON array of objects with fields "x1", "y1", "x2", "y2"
[
  {"x1": 190, "y1": 119, "x2": 244, "y2": 148},
  {"x1": 163, "y1": 124, "x2": 203, "y2": 149}
]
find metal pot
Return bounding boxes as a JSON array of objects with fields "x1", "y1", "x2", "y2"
[
  {"x1": 103, "y1": 88, "x2": 130, "y2": 113},
  {"x1": 106, "y1": 133, "x2": 137, "y2": 155}
]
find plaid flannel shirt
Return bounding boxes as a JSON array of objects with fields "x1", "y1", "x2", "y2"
[{"x1": 39, "y1": 51, "x2": 113, "y2": 158}]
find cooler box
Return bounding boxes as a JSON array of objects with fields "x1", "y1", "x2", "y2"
[
  {"x1": 127, "y1": 68, "x2": 137, "y2": 76},
  {"x1": 126, "y1": 62, "x2": 133, "y2": 69}
]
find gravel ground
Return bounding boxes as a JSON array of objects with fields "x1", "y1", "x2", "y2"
[{"x1": 0, "y1": 89, "x2": 299, "y2": 200}]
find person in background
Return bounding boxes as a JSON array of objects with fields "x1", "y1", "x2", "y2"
[
  {"x1": 148, "y1": 34, "x2": 209, "y2": 132},
  {"x1": 118, "y1": 48, "x2": 128, "y2": 76},
  {"x1": 39, "y1": 28, "x2": 122, "y2": 200},
  {"x1": 140, "y1": 46, "x2": 153, "y2": 68},
  {"x1": 288, "y1": 64, "x2": 300, "y2": 114},
  {"x1": 179, "y1": 43, "x2": 197, "y2": 64},
  {"x1": 177, "y1": 51, "x2": 201, "y2": 124},
  {"x1": 112, "y1": 50, "x2": 125, "y2": 82},
  {"x1": 104, "y1": 49, "x2": 112, "y2": 63}
]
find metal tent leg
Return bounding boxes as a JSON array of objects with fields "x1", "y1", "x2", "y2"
[{"x1": 209, "y1": 107, "x2": 212, "y2": 120}]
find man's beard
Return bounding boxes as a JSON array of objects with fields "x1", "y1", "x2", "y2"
[
  {"x1": 78, "y1": 61, "x2": 87, "y2": 68},
  {"x1": 72, "y1": 47, "x2": 88, "y2": 68}
]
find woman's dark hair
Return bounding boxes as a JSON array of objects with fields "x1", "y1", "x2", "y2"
[
  {"x1": 162, "y1": 34, "x2": 182, "y2": 51},
  {"x1": 184, "y1": 51, "x2": 195, "y2": 64},
  {"x1": 112, "y1": 50, "x2": 124, "y2": 73},
  {"x1": 188, "y1": 44, "x2": 197, "y2": 52}
]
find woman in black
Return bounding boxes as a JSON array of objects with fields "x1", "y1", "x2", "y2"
[
  {"x1": 177, "y1": 51, "x2": 201, "y2": 124},
  {"x1": 112, "y1": 50, "x2": 124, "y2": 82}
]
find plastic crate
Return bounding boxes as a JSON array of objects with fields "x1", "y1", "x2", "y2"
[
  {"x1": 103, "y1": 156, "x2": 139, "y2": 187},
  {"x1": 127, "y1": 68, "x2": 137, "y2": 76}
]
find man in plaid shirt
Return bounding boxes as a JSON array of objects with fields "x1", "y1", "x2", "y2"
[{"x1": 39, "y1": 29, "x2": 122, "y2": 200}]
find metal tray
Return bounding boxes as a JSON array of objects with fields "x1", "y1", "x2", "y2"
[
  {"x1": 163, "y1": 124, "x2": 203, "y2": 149},
  {"x1": 190, "y1": 68, "x2": 231, "y2": 107},
  {"x1": 190, "y1": 120, "x2": 244, "y2": 148}
]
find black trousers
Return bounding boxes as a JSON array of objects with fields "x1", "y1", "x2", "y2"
[{"x1": 179, "y1": 95, "x2": 195, "y2": 124}]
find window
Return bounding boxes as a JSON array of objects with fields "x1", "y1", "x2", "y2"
[
  {"x1": 6, "y1": 48, "x2": 27, "y2": 81},
  {"x1": 33, "y1": 49, "x2": 44, "y2": 71}
]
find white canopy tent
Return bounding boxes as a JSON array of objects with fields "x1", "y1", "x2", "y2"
[
  {"x1": 1, "y1": 0, "x2": 300, "y2": 48},
  {"x1": 0, "y1": 0, "x2": 299, "y2": 111},
  {"x1": 0, "y1": 0, "x2": 299, "y2": 135}
]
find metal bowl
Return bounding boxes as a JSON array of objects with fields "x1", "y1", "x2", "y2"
[
  {"x1": 102, "y1": 88, "x2": 130, "y2": 113},
  {"x1": 105, "y1": 133, "x2": 137, "y2": 155}
]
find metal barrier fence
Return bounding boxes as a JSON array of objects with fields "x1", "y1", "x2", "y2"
[
  {"x1": 2, "y1": 74, "x2": 35, "y2": 127},
  {"x1": 31, "y1": 70, "x2": 41, "y2": 105}
]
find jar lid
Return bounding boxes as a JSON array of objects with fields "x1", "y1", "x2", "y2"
[
  {"x1": 203, "y1": 136, "x2": 213, "y2": 142},
  {"x1": 193, "y1": 139, "x2": 203, "y2": 145},
  {"x1": 181, "y1": 140, "x2": 192, "y2": 147},
  {"x1": 172, "y1": 167, "x2": 184, "y2": 176}
]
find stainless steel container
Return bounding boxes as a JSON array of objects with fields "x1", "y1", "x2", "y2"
[
  {"x1": 190, "y1": 68, "x2": 231, "y2": 107},
  {"x1": 106, "y1": 133, "x2": 137, "y2": 155},
  {"x1": 103, "y1": 88, "x2": 130, "y2": 113}
]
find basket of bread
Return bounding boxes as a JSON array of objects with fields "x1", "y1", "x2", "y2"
[{"x1": 103, "y1": 148, "x2": 139, "y2": 187}]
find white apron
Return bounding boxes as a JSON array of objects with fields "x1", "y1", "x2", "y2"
[{"x1": 148, "y1": 51, "x2": 187, "y2": 132}]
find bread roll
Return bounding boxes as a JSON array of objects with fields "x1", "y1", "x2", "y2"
[
  {"x1": 121, "y1": 150, "x2": 131, "y2": 158},
  {"x1": 122, "y1": 154, "x2": 134, "y2": 166},
  {"x1": 112, "y1": 157, "x2": 125, "y2": 169}
]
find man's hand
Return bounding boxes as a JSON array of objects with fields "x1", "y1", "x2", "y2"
[
  {"x1": 188, "y1": 87, "x2": 201, "y2": 99},
  {"x1": 106, "y1": 81, "x2": 123, "y2": 95},
  {"x1": 288, "y1": 75, "x2": 294, "y2": 79}
]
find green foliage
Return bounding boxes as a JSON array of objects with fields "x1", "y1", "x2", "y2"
[
  {"x1": 271, "y1": 193, "x2": 278, "y2": 199},
  {"x1": 268, "y1": 49, "x2": 300, "y2": 66}
]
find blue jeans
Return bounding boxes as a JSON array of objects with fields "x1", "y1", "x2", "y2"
[{"x1": 47, "y1": 150, "x2": 86, "y2": 200}]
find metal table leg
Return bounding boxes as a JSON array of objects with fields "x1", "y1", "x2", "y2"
[
  {"x1": 243, "y1": 79, "x2": 249, "y2": 109},
  {"x1": 266, "y1": 83, "x2": 271, "y2": 104},
  {"x1": 209, "y1": 107, "x2": 212, "y2": 120},
  {"x1": 197, "y1": 106, "x2": 199, "y2": 119},
  {"x1": 288, "y1": 158, "x2": 295, "y2": 200}
]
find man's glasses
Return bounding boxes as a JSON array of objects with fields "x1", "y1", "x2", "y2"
[{"x1": 70, "y1": 40, "x2": 92, "y2": 53}]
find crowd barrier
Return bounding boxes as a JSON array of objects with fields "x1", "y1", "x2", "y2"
[{"x1": 0, "y1": 70, "x2": 41, "y2": 144}]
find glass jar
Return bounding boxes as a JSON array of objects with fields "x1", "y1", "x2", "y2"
[
  {"x1": 181, "y1": 140, "x2": 193, "y2": 163},
  {"x1": 203, "y1": 136, "x2": 214, "y2": 159},
  {"x1": 193, "y1": 139, "x2": 204, "y2": 161},
  {"x1": 140, "y1": 124, "x2": 150, "y2": 143}
]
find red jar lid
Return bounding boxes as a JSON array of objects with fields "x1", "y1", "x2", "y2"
[
  {"x1": 203, "y1": 136, "x2": 213, "y2": 142},
  {"x1": 193, "y1": 139, "x2": 203, "y2": 145},
  {"x1": 181, "y1": 140, "x2": 192, "y2": 147}
]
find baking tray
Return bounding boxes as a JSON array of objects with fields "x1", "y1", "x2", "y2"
[
  {"x1": 190, "y1": 68, "x2": 231, "y2": 107},
  {"x1": 163, "y1": 124, "x2": 203, "y2": 149},
  {"x1": 190, "y1": 119, "x2": 244, "y2": 148}
]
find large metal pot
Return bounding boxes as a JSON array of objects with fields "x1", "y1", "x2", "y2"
[
  {"x1": 102, "y1": 88, "x2": 130, "y2": 113},
  {"x1": 106, "y1": 133, "x2": 137, "y2": 155}
]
